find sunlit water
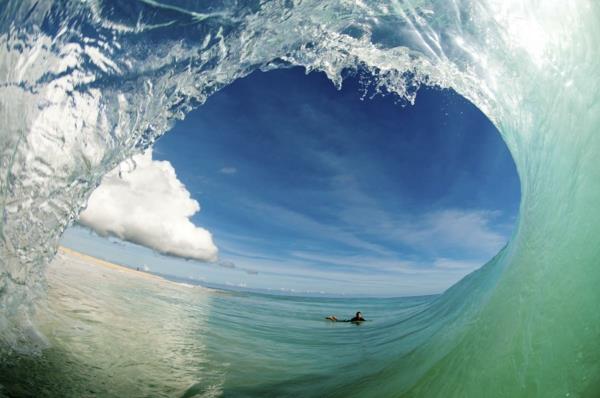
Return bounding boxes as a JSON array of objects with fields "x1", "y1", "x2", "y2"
[{"x1": 0, "y1": 252, "x2": 435, "y2": 397}]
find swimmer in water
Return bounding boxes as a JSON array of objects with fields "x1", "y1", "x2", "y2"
[{"x1": 326, "y1": 311, "x2": 366, "y2": 323}]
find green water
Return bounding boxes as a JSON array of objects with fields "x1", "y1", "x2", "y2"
[{"x1": 0, "y1": 252, "x2": 437, "y2": 397}]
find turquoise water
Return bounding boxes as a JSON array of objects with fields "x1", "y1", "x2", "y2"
[
  {"x1": 1, "y1": 252, "x2": 436, "y2": 397},
  {"x1": 1, "y1": 0, "x2": 600, "y2": 396}
]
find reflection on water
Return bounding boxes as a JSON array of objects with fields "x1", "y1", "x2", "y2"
[{"x1": 1, "y1": 252, "x2": 223, "y2": 397}]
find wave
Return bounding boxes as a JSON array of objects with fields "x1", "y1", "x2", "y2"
[{"x1": 1, "y1": 0, "x2": 599, "y2": 395}]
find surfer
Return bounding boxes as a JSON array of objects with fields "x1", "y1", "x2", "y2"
[{"x1": 326, "y1": 311, "x2": 366, "y2": 323}]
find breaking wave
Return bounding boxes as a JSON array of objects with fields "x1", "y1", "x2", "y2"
[{"x1": 1, "y1": 0, "x2": 599, "y2": 395}]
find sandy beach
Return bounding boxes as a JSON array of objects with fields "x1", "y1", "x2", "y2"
[{"x1": 57, "y1": 246, "x2": 171, "y2": 284}]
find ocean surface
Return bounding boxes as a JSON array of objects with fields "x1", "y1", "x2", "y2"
[
  {"x1": 2, "y1": 0, "x2": 600, "y2": 397},
  {"x1": 0, "y1": 251, "x2": 436, "y2": 397}
]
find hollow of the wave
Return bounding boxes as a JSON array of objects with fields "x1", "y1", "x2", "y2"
[
  {"x1": 64, "y1": 66, "x2": 521, "y2": 299},
  {"x1": 1, "y1": 62, "x2": 522, "y2": 398}
]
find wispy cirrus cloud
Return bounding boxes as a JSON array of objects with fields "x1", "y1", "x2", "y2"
[
  {"x1": 391, "y1": 209, "x2": 507, "y2": 256},
  {"x1": 432, "y1": 257, "x2": 484, "y2": 270},
  {"x1": 219, "y1": 166, "x2": 237, "y2": 175},
  {"x1": 322, "y1": 170, "x2": 508, "y2": 259}
]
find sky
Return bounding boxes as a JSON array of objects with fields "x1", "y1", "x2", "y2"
[{"x1": 62, "y1": 67, "x2": 520, "y2": 297}]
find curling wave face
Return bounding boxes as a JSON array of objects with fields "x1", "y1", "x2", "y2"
[{"x1": 1, "y1": 0, "x2": 600, "y2": 396}]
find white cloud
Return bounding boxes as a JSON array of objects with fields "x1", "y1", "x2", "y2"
[
  {"x1": 79, "y1": 149, "x2": 218, "y2": 262},
  {"x1": 219, "y1": 166, "x2": 237, "y2": 175},
  {"x1": 432, "y1": 257, "x2": 482, "y2": 270},
  {"x1": 315, "y1": 170, "x2": 509, "y2": 259},
  {"x1": 396, "y1": 209, "x2": 506, "y2": 256}
]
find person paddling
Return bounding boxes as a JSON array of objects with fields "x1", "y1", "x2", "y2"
[{"x1": 326, "y1": 311, "x2": 366, "y2": 323}]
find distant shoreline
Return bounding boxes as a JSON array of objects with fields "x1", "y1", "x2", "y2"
[
  {"x1": 56, "y1": 246, "x2": 439, "y2": 301},
  {"x1": 57, "y1": 246, "x2": 172, "y2": 285}
]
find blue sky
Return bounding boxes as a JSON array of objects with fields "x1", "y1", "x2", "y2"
[{"x1": 62, "y1": 67, "x2": 520, "y2": 297}]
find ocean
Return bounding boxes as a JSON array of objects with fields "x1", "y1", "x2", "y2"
[
  {"x1": 1, "y1": 250, "x2": 436, "y2": 397},
  {"x1": 1, "y1": 0, "x2": 600, "y2": 396}
]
